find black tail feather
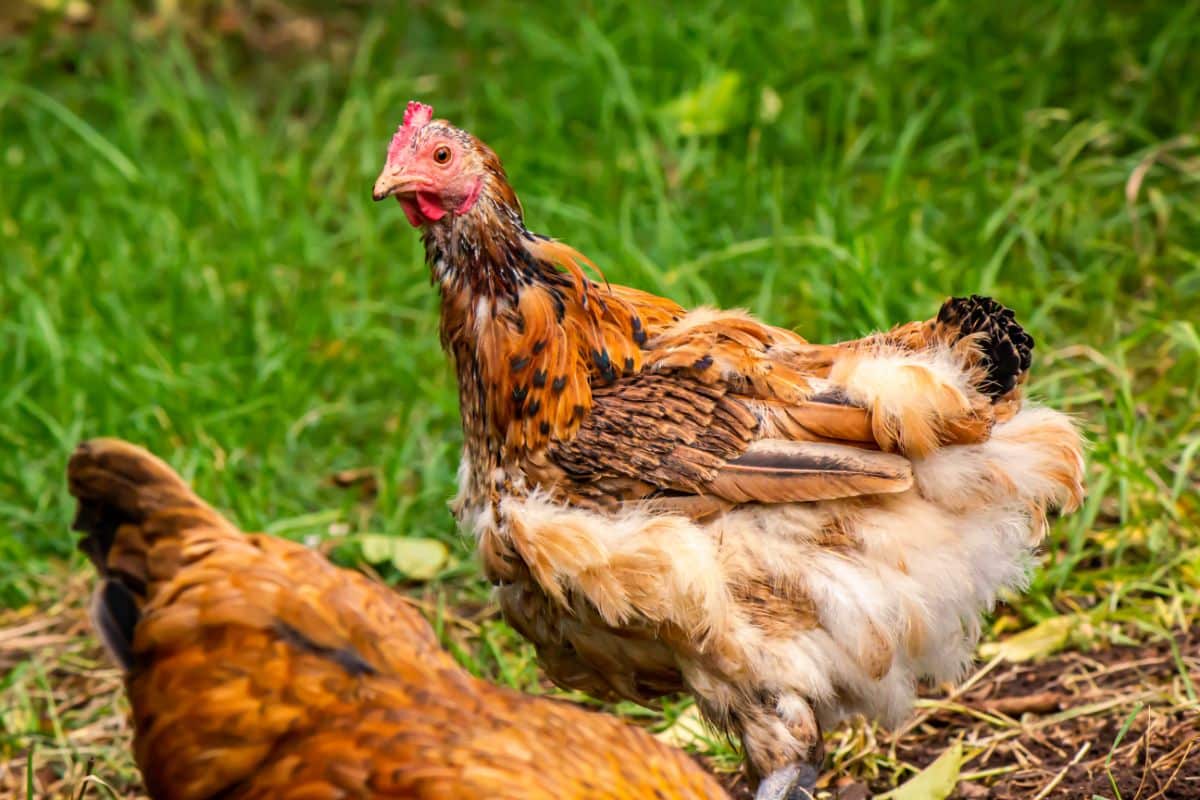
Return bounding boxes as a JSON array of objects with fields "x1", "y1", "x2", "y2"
[
  {"x1": 937, "y1": 295, "x2": 1034, "y2": 399},
  {"x1": 90, "y1": 580, "x2": 141, "y2": 669}
]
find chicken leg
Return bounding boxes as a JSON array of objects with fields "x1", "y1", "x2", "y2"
[{"x1": 729, "y1": 691, "x2": 825, "y2": 800}]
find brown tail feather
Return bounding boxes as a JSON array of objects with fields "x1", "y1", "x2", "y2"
[
  {"x1": 68, "y1": 438, "x2": 233, "y2": 571},
  {"x1": 68, "y1": 438, "x2": 237, "y2": 667}
]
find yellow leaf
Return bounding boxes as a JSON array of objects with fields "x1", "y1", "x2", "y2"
[
  {"x1": 877, "y1": 740, "x2": 971, "y2": 800},
  {"x1": 1091, "y1": 523, "x2": 1148, "y2": 552},
  {"x1": 759, "y1": 86, "x2": 783, "y2": 123},
  {"x1": 357, "y1": 534, "x2": 449, "y2": 580},
  {"x1": 660, "y1": 72, "x2": 744, "y2": 136},
  {"x1": 978, "y1": 614, "x2": 1079, "y2": 662},
  {"x1": 654, "y1": 705, "x2": 714, "y2": 750}
]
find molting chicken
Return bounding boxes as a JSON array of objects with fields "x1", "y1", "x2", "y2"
[{"x1": 373, "y1": 101, "x2": 1085, "y2": 799}]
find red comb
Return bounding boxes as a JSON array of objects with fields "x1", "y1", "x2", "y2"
[
  {"x1": 404, "y1": 101, "x2": 433, "y2": 127},
  {"x1": 386, "y1": 101, "x2": 435, "y2": 165}
]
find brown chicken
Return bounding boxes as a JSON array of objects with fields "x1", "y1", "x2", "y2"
[
  {"x1": 69, "y1": 438, "x2": 730, "y2": 800},
  {"x1": 373, "y1": 102, "x2": 1086, "y2": 799}
]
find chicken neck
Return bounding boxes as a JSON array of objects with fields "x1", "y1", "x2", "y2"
[{"x1": 422, "y1": 186, "x2": 642, "y2": 512}]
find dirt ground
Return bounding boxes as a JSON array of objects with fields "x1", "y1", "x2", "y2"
[{"x1": 726, "y1": 625, "x2": 1200, "y2": 799}]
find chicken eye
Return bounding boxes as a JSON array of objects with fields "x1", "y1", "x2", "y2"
[{"x1": 433, "y1": 146, "x2": 452, "y2": 165}]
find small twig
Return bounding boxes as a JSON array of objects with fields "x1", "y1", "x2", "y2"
[
  {"x1": 890, "y1": 655, "x2": 1005, "y2": 744},
  {"x1": 1145, "y1": 740, "x2": 1193, "y2": 800},
  {"x1": 73, "y1": 757, "x2": 95, "y2": 800},
  {"x1": 1124, "y1": 134, "x2": 1197, "y2": 252},
  {"x1": 0, "y1": 617, "x2": 62, "y2": 645},
  {"x1": 910, "y1": 699, "x2": 1015, "y2": 729},
  {"x1": 1021, "y1": 726, "x2": 1069, "y2": 761},
  {"x1": 976, "y1": 691, "x2": 1062, "y2": 716},
  {"x1": 959, "y1": 765, "x2": 1020, "y2": 781},
  {"x1": 1030, "y1": 741, "x2": 1090, "y2": 800},
  {"x1": 71, "y1": 776, "x2": 122, "y2": 800}
]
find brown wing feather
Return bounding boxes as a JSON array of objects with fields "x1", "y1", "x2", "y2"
[
  {"x1": 707, "y1": 440, "x2": 912, "y2": 504},
  {"x1": 752, "y1": 389, "x2": 879, "y2": 445},
  {"x1": 543, "y1": 370, "x2": 913, "y2": 509}
]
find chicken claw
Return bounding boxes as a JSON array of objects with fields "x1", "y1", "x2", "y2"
[{"x1": 754, "y1": 762, "x2": 820, "y2": 800}]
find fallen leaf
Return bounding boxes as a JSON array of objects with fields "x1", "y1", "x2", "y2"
[
  {"x1": 356, "y1": 534, "x2": 449, "y2": 580},
  {"x1": 660, "y1": 72, "x2": 744, "y2": 136},
  {"x1": 759, "y1": 86, "x2": 783, "y2": 123},
  {"x1": 654, "y1": 705, "x2": 714, "y2": 750},
  {"x1": 877, "y1": 739, "x2": 971, "y2": 800},
  {"x1": 975, "y1": 690, "x2": 1062, "y2": 716},
  {"x1": 979, "y1": 614, "x2": 1080, "y2": 662}
]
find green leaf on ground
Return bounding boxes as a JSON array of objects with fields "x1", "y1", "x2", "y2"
[
  {"x1": 979, "y1": 615, "x2": 1081, "y2": 662},
  {"x1": 356, "y1": 534, "x2": 449, "y2": 580},
  {"x1": 878, "y1": 740, "x2": 972, "y2": 800}
]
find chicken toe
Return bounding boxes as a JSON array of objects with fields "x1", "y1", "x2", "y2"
[{"x1": 754, "y1": 762, "x2": 820, "y2": 800}]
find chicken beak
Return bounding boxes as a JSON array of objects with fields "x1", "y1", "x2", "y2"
[{"x1": 372, "y1": 169, "x2": 422, "y2": 202}]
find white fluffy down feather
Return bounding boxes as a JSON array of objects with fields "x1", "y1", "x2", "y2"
[{"x1": 468, "y1": 395, "x2": 1083, "y2": 768}]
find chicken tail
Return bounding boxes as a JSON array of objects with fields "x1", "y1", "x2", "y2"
[
  {"x1": 935, "y1": 295, "x2": 1034, "y2": 400},
  {"x1": 68, "y1": 438, "x2": 238, "y2": 668}
]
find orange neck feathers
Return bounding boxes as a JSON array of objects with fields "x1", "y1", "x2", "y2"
[
  {"x1": 423, "y1": 176, "x2": 648, "y2": 455},
  {"x1": 420, "y1": 165, "x2": 662, "y2": 453}
]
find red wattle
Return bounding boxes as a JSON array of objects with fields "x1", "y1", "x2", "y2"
[
  {"x1": 398, "y1": 197, "x2": 425, "y2": 228},
  {"x1": 416, "y1": 192, "x2": 447, "y2": 222}
]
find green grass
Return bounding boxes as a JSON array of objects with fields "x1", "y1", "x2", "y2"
[{"x1": 1, "y1": 0, "x2": 1199, "y2": 794}]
